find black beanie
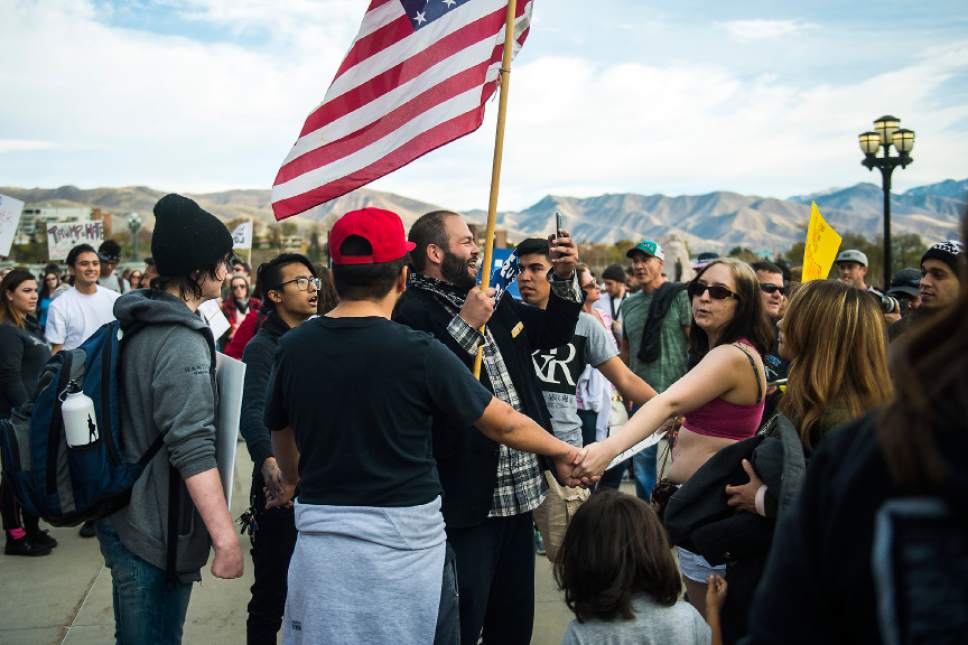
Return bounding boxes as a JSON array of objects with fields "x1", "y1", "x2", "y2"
[
  {"x1": 151, "y1": 194, "x2": 234, "y2": 276},
  {"x1": 921, "y1": 239, "x2": 964, "y2": 277},
  {"x1": 602, "y1": 264, "x2": 626, "y2": 283}
]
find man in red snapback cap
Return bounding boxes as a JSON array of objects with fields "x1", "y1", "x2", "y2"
[{"x1": 264, "y1": 207, "x2": 584, "y2": 645}]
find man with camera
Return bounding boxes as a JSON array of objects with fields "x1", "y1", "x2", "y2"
[{"x1": 835, "y1": 249, "x2": 900, "y2": 321}]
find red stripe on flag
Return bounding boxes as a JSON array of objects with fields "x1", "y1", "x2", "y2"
[
  {"x1": 272, "y1": 107, "x2": 486, "y2": 220},
  {"x1": 334, "y1": 15, "x2": 413, "y2": 80},
  {"x1": 367, "y1": 0, "x2": 392, "y2": 10},
  {"x1": 298, "y1": 5, "x2": 506, "y2": 137},
  {"x1": 278, "y1": 61, "x2": 492, "y2": 185}
]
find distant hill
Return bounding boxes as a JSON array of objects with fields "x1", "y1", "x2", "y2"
[
  {"x1": 0, "y1": 185, "x2": 445, "y2": 234},
  {"x1": 2, "y1": 178, "x2": 964, "y2": 253}
]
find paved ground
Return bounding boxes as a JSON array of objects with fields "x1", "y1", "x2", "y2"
[{"x1": 0, "y1": 449, "x2": 595, "y2": 644}]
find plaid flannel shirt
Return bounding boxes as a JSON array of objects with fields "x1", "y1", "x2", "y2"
[{"x1": 447, "y1": 273, "x2": 582, "y2": 517}]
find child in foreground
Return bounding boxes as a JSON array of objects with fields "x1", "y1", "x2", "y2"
[{"x1": 554, "y1": 489, "x2": 726, "y2": 645}]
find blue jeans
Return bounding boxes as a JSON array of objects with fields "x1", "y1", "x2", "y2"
[{"x1": 96, "y1": 521, "x2": 193, "y2": 645}]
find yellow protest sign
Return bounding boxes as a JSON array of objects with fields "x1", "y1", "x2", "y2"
[{"x1": 801, "y1": 202, "x2": 842, "y2": 283}]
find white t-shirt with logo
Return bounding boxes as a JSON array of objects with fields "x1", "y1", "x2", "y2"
[
  {"x1": 531, "y1": 312, "x2": 618, "y2": 447},
  {"x1": 45, "y1": 286, "x2": 120, "y2": 350}
]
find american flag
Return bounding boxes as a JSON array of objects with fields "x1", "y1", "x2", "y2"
[{"x1": 271, "y1": 0, "x2": 534, "y2": 220}]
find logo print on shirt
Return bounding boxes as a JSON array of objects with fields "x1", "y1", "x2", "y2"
[{"x1": 532, "y1": 344, "x2": 577, "y2": 387}]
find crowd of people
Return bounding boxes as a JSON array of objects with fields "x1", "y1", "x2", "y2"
[{"x1": 0, "y1": 192, "x2": 965, "y2": 645}]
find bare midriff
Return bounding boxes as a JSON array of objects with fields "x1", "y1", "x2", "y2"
[{"x1": 667, "y1": 426, "x2": 739, "y2": 484}]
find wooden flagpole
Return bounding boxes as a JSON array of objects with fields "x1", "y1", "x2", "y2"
[{"x1": 473, "y1": 0, "x2": 518, "y2": 380}]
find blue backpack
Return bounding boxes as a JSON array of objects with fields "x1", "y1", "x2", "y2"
[{"x1": 0, "y1": 319, "x2": 162, "y2": 525}]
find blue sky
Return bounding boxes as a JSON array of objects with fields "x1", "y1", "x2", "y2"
[{"x1": 1, "y1": 1, "x2": 966, "y2": 211}]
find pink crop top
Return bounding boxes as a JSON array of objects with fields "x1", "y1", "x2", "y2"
[{"x1": 682, "y1": 340, "x2": 765, "y2": 441}]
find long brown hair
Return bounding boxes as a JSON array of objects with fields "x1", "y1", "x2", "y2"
[
  {"x1": 554, "y1": 489, "x2": 681, "y2": 623},
  {"x1": 878, "y1": 210, "x2": 967, "y2": 490},
  {"x1": 688, "y1": 257, "x2": 774, "y2": 357},
  {"x1": 0, "y1": 269, "x2": 37, "y2": 329},
  {"x1": 779, "y1": 280, "x2": 893, "y2": 449}
]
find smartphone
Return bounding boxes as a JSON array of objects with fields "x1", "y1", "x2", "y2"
[{"x1": 555, "y1": 211, "x2": 564, "y2": 238}]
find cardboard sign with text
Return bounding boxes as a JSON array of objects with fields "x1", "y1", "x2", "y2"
[
  {"x1": 801, "y1": 202, "x2": 842, "y2": 283},
  {"x1": 0, "y1": 194, "x2": 25, "y2": 257},
  {"x1": 46, "y1": 220, "x2": 104, "y2": 261}
]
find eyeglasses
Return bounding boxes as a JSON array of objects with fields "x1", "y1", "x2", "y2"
[
  {"x1": 759, "y1": 283, "x2": 787, "y2": 296},
  {"x1": 278, "y1": 277, "x2": 321, "y2": 292},
  {"x1": 232, "y1": 283, "x2": 248, "y2": 290},
  {"x1": 687, "y1": 281, "x2": 738, "y2": 300},
  {"x1": 580, "y1": 282, "x2": 601, "y2": 292}
]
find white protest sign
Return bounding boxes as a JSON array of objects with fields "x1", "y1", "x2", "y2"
[
  {"x1": 606, "y1": 430, "x2": 667, "y2": 471},
  {"x1": 46, "y1": 220, "x2": 104, "y2": 261},
  {"x1": 215, "y1": 352, "x2": 246, "y2": 506},
  {"x1": 198, "y1": 298, "x2": 231, "y2": 340},
  {"x1": 0, "y1": 194, "x2": 25, "y2": 257},
  {"x1": 231, "y1": 221, "x2": 252, "y2": 250}
]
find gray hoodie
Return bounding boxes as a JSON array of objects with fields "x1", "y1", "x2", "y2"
[{"x1": 107, "y1": 289, "x2": 219, "y2": 582}]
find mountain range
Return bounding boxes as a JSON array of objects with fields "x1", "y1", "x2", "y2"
[{"x1": 2, "y1": 178, "x2": 964, "y2": 253}]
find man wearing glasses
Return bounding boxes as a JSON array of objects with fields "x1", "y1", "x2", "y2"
[
  {"x1": 752, "y1": 261, "x2": 788, "y2": 420},
  {"x1": 237, "y1": 253, "x2": 320, "y2": 645}
]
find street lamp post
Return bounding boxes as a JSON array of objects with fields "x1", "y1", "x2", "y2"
[
  {"x1": 127, "y1": 212, "x2": 142, "y2": 261},
  {"x1": 858, "y1": 115, "x2": 915, "y2": 289}
]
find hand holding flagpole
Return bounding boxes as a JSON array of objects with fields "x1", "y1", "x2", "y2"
[{"x1": 473, "y1": 0, "x2": 518, "y2": 380}]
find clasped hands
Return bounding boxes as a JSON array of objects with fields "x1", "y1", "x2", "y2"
[
  {"x1": 555, "y1": 442, "x2": 617, "y2": 488},
  {"x1": 261, "y1": 457, "x2": 296, "y2": 510}
]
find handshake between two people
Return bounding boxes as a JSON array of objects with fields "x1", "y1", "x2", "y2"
[{"x1": 553, "y1": 440, "x2": 621, "y2": 488}]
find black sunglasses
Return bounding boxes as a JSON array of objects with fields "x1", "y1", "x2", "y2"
[
  {"x1": 687, "y1": 281, "x2": 738, "y2": 301},
  {"x1": 759, "y1": 283, "x2": 787, "y2": 296}
]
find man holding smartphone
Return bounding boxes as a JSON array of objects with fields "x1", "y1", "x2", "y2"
[{"x1": 395, "y1": 210, "x2": 583, "y2": 645}]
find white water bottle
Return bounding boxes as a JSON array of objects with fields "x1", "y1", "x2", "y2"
[{"x1": 62, "y1": 391, "x2": 99, "y2": 448}]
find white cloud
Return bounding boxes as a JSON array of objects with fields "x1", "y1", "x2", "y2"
[
  {"x1": 371, "y1": 39, "x2": 968, "y2": 209},
  {"x1": 0, "y1": 2, "x2": 965, "y2": 215},
  {"x1": 719, "y1": 19, "x2": 816, "y2": 41}
]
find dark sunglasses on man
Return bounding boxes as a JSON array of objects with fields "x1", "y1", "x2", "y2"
[
  {"x1": 758, "y1": 283, "x2": 787, "y2": 296},
  {"x1": 687, "y1": 281, "x2": 738, "y2": 300}
]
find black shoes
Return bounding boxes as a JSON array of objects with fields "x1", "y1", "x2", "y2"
[
  {"x1": 28, "y1": 529, "x2": 58, "y2": 549},
  {"x1": 4, "y1": 537, "x2": 52, "y2": 557},
  {"x1": 78, "y1": 521, "x2": 96, "y2": 538}
]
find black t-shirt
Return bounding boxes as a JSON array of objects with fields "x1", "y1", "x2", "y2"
[{"x1": 264, "y1": 316, "x2": 493, "y2": 507}]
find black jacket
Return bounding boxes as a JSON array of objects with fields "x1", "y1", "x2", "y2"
[
  {"x1": 393, "y1": 285, "x2": 582, "y2": 528},
  {"x1": 240, "y1": 312, "x2": 290, "y2": 468},
  {"x1": 741, "y1": 414, "x2": 968, "y2": 645},
  {"x1": 0, "y1": 318, "x2": 51, "y2": 418}
]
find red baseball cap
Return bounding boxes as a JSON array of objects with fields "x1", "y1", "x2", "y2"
[{"x1": 329, "y1": 207, "x2": 416, "y2": 266}]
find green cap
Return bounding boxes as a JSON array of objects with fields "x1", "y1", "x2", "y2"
[{"x1": 626, "y1": 239, "x2": 665, "y2": 261}]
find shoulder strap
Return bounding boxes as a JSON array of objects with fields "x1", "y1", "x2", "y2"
[{"x1": 733, "y1": 342, "x2": 763, "y2": 403}]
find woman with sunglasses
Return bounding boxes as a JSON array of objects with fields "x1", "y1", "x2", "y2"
[
  {"x1": 127, "y1": 269, "x2": 143, "y2": 290},
  {"x1": 576, "y1": 257, "x2": 773, "y2": 616},
  {"x1": 221, "y1": 274, "x2": 262, "y2": 346}
]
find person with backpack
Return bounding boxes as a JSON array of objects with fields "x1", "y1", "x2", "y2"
[
  {"x1": 98, "y1": 193, "x2": 243, "y2": 643},
  {"x1": 0, "y1": 269, "x2": 57, "y2": 556}
]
